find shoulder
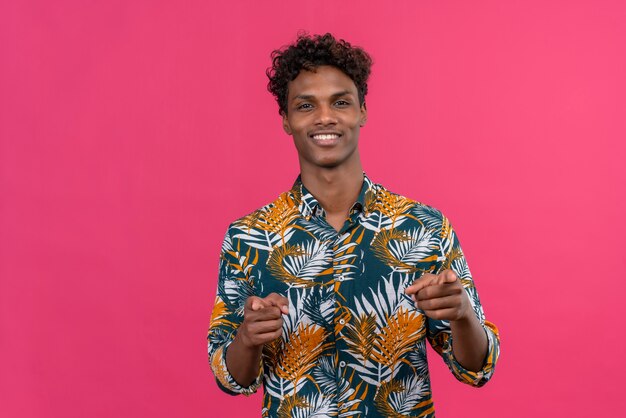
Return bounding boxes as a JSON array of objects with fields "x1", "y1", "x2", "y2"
[
  {"x1": 374, "y1": 182, "x2": 448, "y2": 227},
  {"x1": 224, "y1": 188, "x2": 301, "y2": 236}
]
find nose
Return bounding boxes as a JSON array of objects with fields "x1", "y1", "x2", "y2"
[{"x1": 315, "y1": 104, "x2": 338, "y2": 126}]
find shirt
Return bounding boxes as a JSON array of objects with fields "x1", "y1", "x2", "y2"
[{"x1": 208, "y1": 174, "x2": 500, "y2": 418}]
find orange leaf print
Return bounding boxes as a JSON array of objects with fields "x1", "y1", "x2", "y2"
[
  {"x1": 372, "y1": 308, "x2": 426, "y2": 369},
  {"x1": 275, "y1": 323, "x2": 331, "y2": 384}
]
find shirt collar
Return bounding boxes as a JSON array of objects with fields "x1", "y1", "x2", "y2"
[{"x1": 291, "y1": 173, "x2": 377, "y2": 219}]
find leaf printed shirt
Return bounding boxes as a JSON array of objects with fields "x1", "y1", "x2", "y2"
[{"x1": 208, "y1": 174, "x2": 500, "y2": 418}]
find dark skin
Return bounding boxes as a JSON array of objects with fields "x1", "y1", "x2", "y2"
[
  {"x1": 226, "y1": 293, "x2": 288, "y2": 386},
  {"x1": 281, "y1": 65, "x2": 367, "y2": 232},
  {"x1": 405, "y1": 269, "x2": 488, "y2": 371},
  {"x1": 226, "y1": 66, "x2": 487, "y2": 387}
]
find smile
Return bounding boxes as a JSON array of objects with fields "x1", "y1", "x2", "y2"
[{"x1": 311, "y1": 133, "x2": 341, "y2": 140}]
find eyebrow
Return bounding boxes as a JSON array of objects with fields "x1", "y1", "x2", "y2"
[{"x1": 293, "y1": 90, "x2": 354, "y2": 101}]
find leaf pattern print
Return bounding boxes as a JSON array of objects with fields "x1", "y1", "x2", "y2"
[
  {"x1": 374, "y1": 376, "x2": 433, "y2": 417},
  {"x1": 371, "y1": 228, "x2": 441, "y2": 273},
  {"x1": 311, "y1": 356, "x2": 364, "y2": 416},
  {"x1": 371, "y1": 307, "x2": 426, "y2": 370},
  {"x1": 267, "y1": 240, "x2": 331, "y2": 288},
  {"x1": 343, "y1": 312, "x2": 377, "y2": 364},
  {"x1": 208, "y1": 174, "x2": 500, "y2": 417},
  {"x1": 275, "y1": 323, "x2": 331, "y2": 384},
  {"x1": 232, "y1": 192, "x2": 302, "y2": 251},
  {"x1": 301, "y1": 286, "x2": 334, "y2": 327}
]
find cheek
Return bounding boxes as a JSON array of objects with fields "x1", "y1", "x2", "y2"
[
  {"x1": 289, "y1": 120, "x2": 310, "y2": 136},
  {"x1": 346, "y1": 114, "x2": 364, "y2": 129}
]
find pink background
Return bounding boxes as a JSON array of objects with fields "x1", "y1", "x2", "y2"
[{"x1": 2, "y1": 1, "x2": 625, "y2": 417}]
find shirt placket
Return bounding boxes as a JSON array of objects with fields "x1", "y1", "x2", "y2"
[{"x1": 330, "y1": 210, "x2": 361, "y2": 410}]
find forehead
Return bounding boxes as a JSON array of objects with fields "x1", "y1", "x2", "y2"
[{"x1": 287, "y1": 65, "x2": 358, "y2": 99}]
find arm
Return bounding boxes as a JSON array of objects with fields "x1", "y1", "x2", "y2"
[
  {"x1": 450, "y1": 311, "x2": 489, "y2": 371},
  {"x1": 208, "y1": 229, "x2": 288, "y2": 394},
  {"x1": 407, "y1": 270, "x2": 487, "y2": 371},
  {"x1": 226, "y1": 294, "x2": 289, "y2": 387},
  {"x1": 405, "y1": 218, "x2": 500, "y2": 386}
]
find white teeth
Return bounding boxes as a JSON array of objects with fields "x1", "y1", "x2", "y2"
[{"x1": 313, "y1": 134, "x2": 339, "y2": 140}]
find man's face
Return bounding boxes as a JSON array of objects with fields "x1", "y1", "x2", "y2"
[{"x1": 282, "y1": 65, "x2": 367, "y2": 171}]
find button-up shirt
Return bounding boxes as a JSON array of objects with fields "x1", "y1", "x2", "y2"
[{"x1": 208, "y1": 174, "x2": 500, "y2": 417}]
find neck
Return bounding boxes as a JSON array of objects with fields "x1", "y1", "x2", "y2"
[{"x1": 300, "y1": 159, "x2": 364, "y2": 216}]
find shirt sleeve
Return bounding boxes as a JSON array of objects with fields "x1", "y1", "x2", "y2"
[
  {"x1": 207, "y1": 228, "x2": 263, "y2": 396},
  {"x1": 426, "y1": 216, "x2": 501, "y2": 387}
]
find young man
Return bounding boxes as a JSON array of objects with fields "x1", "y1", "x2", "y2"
[{"x1": 208, "y1": 33, "x2": 500, "y2": 417}]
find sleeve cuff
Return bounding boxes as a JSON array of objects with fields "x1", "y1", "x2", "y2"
[
  {"x1": 441, "y1": 320, "x2": 500, "y2": 387},
  {"x1": 210, "y1": 340, "x2": 263, "y2": 396}
]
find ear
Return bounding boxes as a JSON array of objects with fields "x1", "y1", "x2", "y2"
[
  {"x1": 359, "y1": 103, "x2": 368, "y2": 127},
  {"x1": 281, "y1": 111, "x2": 292, "y2": 135}
]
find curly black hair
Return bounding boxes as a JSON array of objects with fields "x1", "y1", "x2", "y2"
[{"x1": 266, "y1": 32, "x2": 373, "y2": 115}]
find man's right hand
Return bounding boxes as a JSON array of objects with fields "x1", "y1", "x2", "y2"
[
  {"x1": 226, "y1": 293, "x2": 288, "y2": 387},
  {"x1": 238, "y1": 293, "x2": 289, "y2": 349}
]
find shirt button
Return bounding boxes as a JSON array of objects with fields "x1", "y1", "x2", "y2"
[
  {"x1": 339, "y1": 319, "x2": 346, "y2": 325},
  {"x1": 339, "y1": 361, "x2": 346, "y2": 368},
  {"x1": 337, "y1": 275, "x2": 344, "y2": 282}
]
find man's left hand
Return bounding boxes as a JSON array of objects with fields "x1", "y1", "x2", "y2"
[{"x1": 405, "y1": 269, "x2": 472, "y2": 322}]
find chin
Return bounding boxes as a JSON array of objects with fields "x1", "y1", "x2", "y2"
[{"x1": 313, "y1": 156, "x2": 343, "y2": 168}]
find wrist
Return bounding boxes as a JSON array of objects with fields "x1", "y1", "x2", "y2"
[{"x1": 451, "y1": 305, "x2": 476, "y2": 325}]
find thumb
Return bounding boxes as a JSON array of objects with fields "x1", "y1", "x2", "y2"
[
  {"x1": 247, "y1": 296, "x2": 266, "y2": 312},
  {"x1": 439, "y1": 269, "x2": 458, "y2": 284}
]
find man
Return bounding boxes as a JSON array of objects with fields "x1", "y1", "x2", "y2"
[{"x1": 208, "y1": 33, "x2": 500, "y2": 417}]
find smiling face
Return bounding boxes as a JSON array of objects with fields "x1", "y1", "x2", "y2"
[{"x1": 282, "y1": 65, "x2": 367, "y2": 173}]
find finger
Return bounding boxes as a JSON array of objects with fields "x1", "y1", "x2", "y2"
[
  {"x1": 405, "y1": 273, "x2": 438, "y2": 295},
  {"x1": 416, "y1": 294, "x2": 462, "y2": 311},
  {"x1": 247, "y1": 296, "x2": 267, "y2": 312},
  {"x1": 255, "y1": 329, "x2": 284, "y2": 344},
  {"x1": 421, "y1": 307, "x2": 466, "y2": 321},
  {"x1": 245, "y1": 328, "x2": 284, "y2": 347},
  {"x1": 416, "y1": 282, "x2": 463, "y2": 301},
  {"x1": 247, "y1": 306, "x2": 283, "y2": 321},
  {"x1": 247, "y1": 318, "x2": 283, "y2": 334},
  {"x1": 439, "y1": 269, "x2": 458, "y2": 284},
  {"x1": 263, "y1": 293, "x2": 290, "y2": 314}
]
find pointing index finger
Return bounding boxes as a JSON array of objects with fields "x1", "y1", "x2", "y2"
[
  {"x1": 263, "y1": 293, "x2": 290, "y2": 315},
  {"x1": 405, "y1": 273, "x2": 438, "y2": 295}
]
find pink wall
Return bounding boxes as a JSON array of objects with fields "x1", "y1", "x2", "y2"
[{"x1": 2, "y1": 1, "x2": 625, "y2": 417}]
